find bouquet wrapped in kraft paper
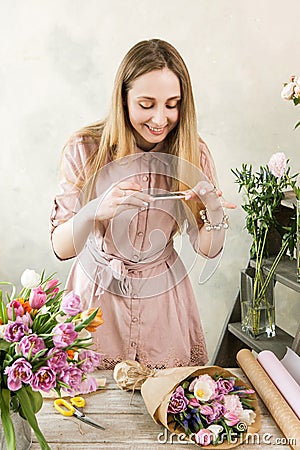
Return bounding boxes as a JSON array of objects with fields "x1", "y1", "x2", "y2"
[{"x1": 114, "y1": 360, "x2": 261, "y2": 448}]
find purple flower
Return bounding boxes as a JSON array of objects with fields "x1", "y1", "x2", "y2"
[
  {"x1": 205, "y1": 401, "x2": 226, "y2": 424},
  {"x1": 199, "y1": 404, "x2": 214, "y2": 415},
  {"x1": 4, "y1": 320, "x2": 29, "y2": 342},
  {"x1": 29, "y1": 286, "x2": 47, "y2": 309},
  {"x1": 52, "y1": 322, "x2": 78, "y2": 348},
  {"x1": 7, "y1": 300, "x2": 24, "y2": 319},
  {"x1": 215, "y1": 378, "x2": 235, "y2": 400},
  {"x1": 59, "y1": 366, "x2": 83, "y2": 395},
  {"x1": 79, "y1": 376, "x2": 98, "y2": 394},
  {"x1": 4, "y1": 358, "x2": 33, "y2": 391},
  {"x1": 167, "y1": 386, "x2": 189, "y2": 414},
  {"x1": 78, "y1": 350, "x2": 103, "y2": 373},
  {"x1": 19, "y1": 334, "x2": 46, "y2": 357},
  {"x1": 61, "y1": 291, "x2": 82, "y2": 316},
  {"x1": 47, "y1": 348, "x2": 68, "y2": 370},
  {"x1": 31, "y1": 366, "x2": 56, "y2": 392}
]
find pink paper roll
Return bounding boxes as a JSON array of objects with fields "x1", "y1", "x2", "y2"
[{"x1": 257, "y1": 350, "x2": 300, "y2": 419}]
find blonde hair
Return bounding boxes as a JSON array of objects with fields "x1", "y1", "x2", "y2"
[{"x1": 65, "y1": 39, "x2": 216, "y2": 227}]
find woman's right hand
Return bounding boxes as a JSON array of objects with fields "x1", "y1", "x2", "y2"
[{"x1": 91, "y1": 181, "x2": 152, "y2": 222}]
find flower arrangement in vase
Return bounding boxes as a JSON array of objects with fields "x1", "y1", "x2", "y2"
[
  {"x1": 232, "y1": 153, "x2": 299, "y2": 338},
  {"x1": 0, "y1": 269, "x2": 104, "y2": 450}
]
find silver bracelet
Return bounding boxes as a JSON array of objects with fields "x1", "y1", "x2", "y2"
[{"x1": 200, "y1": 209, "x2": 229, "y2": 231}]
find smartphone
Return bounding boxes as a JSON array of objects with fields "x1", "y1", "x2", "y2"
[{"x1": 150, "y1": 192, "x2": 185, "y2": 200}]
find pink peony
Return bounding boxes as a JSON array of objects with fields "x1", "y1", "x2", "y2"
[
  {"x1": 268, "y1": 152, "x2": 287, "y2": 178},
  {"x1": 223, "y1": 394, "x2": 244, "y2": 417}
]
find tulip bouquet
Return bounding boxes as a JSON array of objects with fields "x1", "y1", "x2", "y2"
[
  {"x1": 0, "y1": 268, "x2": 104, "y2": 450},
  {"x1": 281, "y1": 75, "x2": 300, "y2": 129},
  {"x1": 114, "y1": 361, "x2": 260, "y2": 449},
  {"x1": 167, "y1": 372, "x2": 256, "y2": 446}
]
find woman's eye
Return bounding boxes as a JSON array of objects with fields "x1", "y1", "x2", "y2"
[
  {"x1": 139, "y1": 103, "x2": 153, "y2": 109},
  {"x1": 166, "y1": 102, "x2": 179, "y2": 109}
]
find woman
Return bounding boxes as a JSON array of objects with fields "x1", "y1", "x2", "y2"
[{"x1": 50, "y1": 39, "x2": 230, "y2": 369}]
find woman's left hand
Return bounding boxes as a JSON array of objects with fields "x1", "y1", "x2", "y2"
[{"x1": 184, "y1": 181, "x2": 237, "y2": 210}]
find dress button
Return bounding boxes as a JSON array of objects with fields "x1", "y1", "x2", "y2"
[
  {"x1": 131, "y1": 341, "x2": 137, "y2": 347},
  {"x1": 132, "y1": 255, "x2": 139, "y2": 262},
  {"x1": 137, "y1": 231, "x2": 144, "y2": 237},
  {"x1": 132, "y1": 316, "x2": 138, "y2": 323},
  {"x1": 139, "y1": 206, "x2": 146, "y2": 211},
  {"x1": 142, "y1": 175, "x2": 149, "y2": 182},
  {"x1": 132, "y1": 293, "x2": 138, "y2": 299}
]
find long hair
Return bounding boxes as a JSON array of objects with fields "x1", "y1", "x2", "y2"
[{"x1": 64, "y1": 39, "x2": 216, "y2": 226}]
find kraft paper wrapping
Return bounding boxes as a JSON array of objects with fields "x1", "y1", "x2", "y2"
[
  {"x1": 114, "y1": 361, "x2": 261, "y2": 449},
  {"x1": 257, "y1": 350, "x2": 300, "y2": 419},
  {"x1": 237, "y1": 349, "x2": 300, "y2": 450}
]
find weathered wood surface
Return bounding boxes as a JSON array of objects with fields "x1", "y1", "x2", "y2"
[{"x1": 31, "y1": 369, "x2": 292, "y2": 449}]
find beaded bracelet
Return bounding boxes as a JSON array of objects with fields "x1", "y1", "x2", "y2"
[{"x1": 200, "y1": 209, "x2": 229, "y2": 231}]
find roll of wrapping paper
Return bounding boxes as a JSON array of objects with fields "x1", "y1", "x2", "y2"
[
  {"x1": 236, "y1": 349, "x2": 300, "y2": 450},
  {"x1": 257, "y1": 350, "x2": 300, "y2": 419}
]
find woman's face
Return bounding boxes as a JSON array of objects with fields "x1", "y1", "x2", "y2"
[{"x1": 126, "y1": 68, "x2": 181, "y2": 151}]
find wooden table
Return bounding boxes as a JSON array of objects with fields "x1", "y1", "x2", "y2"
[{"x1": 32, "y1": 369, "x2": 290, "y2": 449}]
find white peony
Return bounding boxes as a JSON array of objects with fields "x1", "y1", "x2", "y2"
[{"x1": 20, "y1": 269, "x2": 41, "y2": 289}]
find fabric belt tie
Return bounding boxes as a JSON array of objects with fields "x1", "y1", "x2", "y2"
[{"x1": 83, "y1": 238, "x2": 174, "y2": 297}]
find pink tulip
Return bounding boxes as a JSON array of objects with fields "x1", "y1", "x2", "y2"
[
  {"x1": 29, "y1": 286, "x2": 47, "y2": 309},
  {"x1": 195, "y1": 429, "x2": 213, "y2": 446},
  {"x1": 7, "y1": 300, "x2": 24, "y2": 319}
]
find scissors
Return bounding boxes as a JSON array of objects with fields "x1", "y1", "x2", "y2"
[{"x1": 54, "y1": 396, "x2": 105, "y2": 430}]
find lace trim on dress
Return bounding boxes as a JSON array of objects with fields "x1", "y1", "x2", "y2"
[{"x1": 98, "y1": 344, "x2": 208, "y2": 370}]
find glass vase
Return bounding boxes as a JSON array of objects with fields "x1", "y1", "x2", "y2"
[
  {"x1": 0, "y1": 412, "x2": 32, "y2": 450},
  {"x1": 297, "y1": 199, "x2": 300, "y2": 283},
  {"x1": 240, "y1": 268, "x2": 275, "y2": 339}
]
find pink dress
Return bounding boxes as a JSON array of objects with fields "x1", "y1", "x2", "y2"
[{"x1": 50, "y1": 135, "x2": 217, "y2": 369}]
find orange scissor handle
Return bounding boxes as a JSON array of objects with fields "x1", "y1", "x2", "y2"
[
  {"x1": 54, "y1": 398, "x2": 75, "y2": 417},
  {"x1": 70, "y1": 396, "x2": 85, "y2": 408}
]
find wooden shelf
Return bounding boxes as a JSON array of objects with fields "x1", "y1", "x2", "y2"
[
  {"x1": 228, "y1": 322, "x2": 293, "y2": 360},
  {"x1": 250, "y1": 256, "x2": 300, "y2": 292},
  {"x1": 212, "y1": 196, "x2": 300, "y2": 367}
]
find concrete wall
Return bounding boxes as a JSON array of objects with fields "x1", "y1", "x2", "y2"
[{"x1": 1, "y1": 0, "x2": 299, "y2": 360}]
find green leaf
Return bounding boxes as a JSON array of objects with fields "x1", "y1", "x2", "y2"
[
  {"x1": 74, "y1": 308, "x2": 99, "y2": 332},
  {"x1": 294, "y1": 120, "x2": 300, "y2": 129},
  {"x1": 0, "y1": 388, "x2": 16, "y2": 450},
  {"x1": 16, "y1": 386, "x2": 51, "y2": 450}
]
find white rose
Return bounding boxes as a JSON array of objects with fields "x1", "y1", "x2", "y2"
[
  {"x1": 281, "y1": 82, "x2": 295, "y2": 100},
  {"x1": 20, "y1": 269, "x2": 41, "y2": 289}
]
